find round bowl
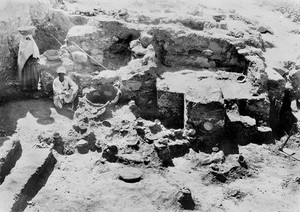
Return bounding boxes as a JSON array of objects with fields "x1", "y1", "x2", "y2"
[{"x1": 44, "y1": 49, "x2": 60, "y2": 61}]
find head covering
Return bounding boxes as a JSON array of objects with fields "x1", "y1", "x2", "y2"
[
  {"x1": 17, "y1": 26, "x2": 36, "y2": 36},
  {"x1": 17, "y1": 32, "x2": 40, "y2": 80},
  {"x1": 57, "y1": 66, "x2": 66, "y2": 74}
]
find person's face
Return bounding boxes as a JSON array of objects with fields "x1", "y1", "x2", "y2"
[{"x1": 58, "y1": 73, "x2": 65, "y2": 81}]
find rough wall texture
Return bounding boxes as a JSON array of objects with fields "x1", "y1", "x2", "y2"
[
  {"x1": 0, "y1": 0, "x2": 32, "y2": 86},
  {"x1": 0, "y1": 0, "x2": 58, "y2": 99},
  {"x1": 66, "y1": 18, "x2": 140, "y2": 72},
  {"x1": 150, "y1": 26, "x2": 249, "y2": 72}
]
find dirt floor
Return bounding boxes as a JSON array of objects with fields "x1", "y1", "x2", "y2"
[
  {"x1": 1, "y1": 0, "x2": 300, "y2": 211},
  {"x1": 0, "y1": 98, "x2": 298, "y2": 212}
]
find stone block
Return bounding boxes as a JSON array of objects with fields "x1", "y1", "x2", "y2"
[
  {"x1": 71, "y1": 51, "x2": 88, "y2": 63},
  {"x1": 168, "y1": 139, "x2": 190, "y2": 158},
  {"x1": 220, "y1": 20, "x2": 228, "y2": 30},
  {"x1": 132, "y1": 45, "x2": 147, "y2": 57},
  {"x1": 253, "y1": 126, "x2": 274, "y2": 144},
  {"x1": 140, "y1": 32, "x2": 153, "y2": 48},
  {"x1": 92, "y1": 70, "x2": 119, "y2": 85},
  {"x1": 67, "y1": 25, "x2": 98, "y2": 42},
  {"x1": 257, "y1": 25, "x2": 274, "y2": 35},
  {"x1": 265, "y1": 67, "x2": 286, "y2": 100},
  {"x1": 118, "y1": 153, "x2": 145, "y2": 165},
  {"x1": 102, "y1": 145, "x2": 118, "y2": 162},
  {"x1": 195, "y1": 56, "x2": 209, "y2": 67},
  {"x1": 61, "y1": 57, "x2": 75, "y2": 71},
  {"x1": 81, "y1": 41, "x2": 92, "y2": 52},
  {"x1": 122, "y1": 79, "x2": 143, "y2": 91},
  {"x1": 226, "y1": 110, "x2": 256, "y2": 127},
  {"x1": 240, "y1": 98, "x2": 270, "y2": 122},
  {"x1": 89, "y1": 54, "x2": 104, "y2": 66},
  {"x1": 67, "y1": 45, "x2": 79, "y2": 53},
  {"x1": 225, "y1": 120, "x2": 257, "y2": 145},
  {"x1": 208, "y1": 41, "x2": 223, "y2": 54},
  {"x1": 130, "y1": 40, "x2": 140, "y2": 49},
  {"x1": 91, "y1": 48, "x2": 102, "y2": 55},
  {"x1": 76, "y1": 139, "x2": 89, "y2": 154}
]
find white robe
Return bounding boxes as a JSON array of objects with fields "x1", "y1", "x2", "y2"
[{"x1": 17, "y1": 35, "x2": 40, "y2": 80}]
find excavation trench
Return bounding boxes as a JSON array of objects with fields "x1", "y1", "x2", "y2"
[
  {"x1": 0, "y1": 139, "x2": 22, "y2": 185},
  {"x1": 11, "y1": 153, "x2": 57, "y2": 212}
]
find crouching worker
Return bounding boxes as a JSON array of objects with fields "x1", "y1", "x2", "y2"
[{"x1": 53, "y1": 66, "x2": 78, "y2": 110}]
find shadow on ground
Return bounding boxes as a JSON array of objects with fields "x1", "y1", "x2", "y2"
[{"x1": 0, "y1": 99, "x2": 74, "y2": 136}]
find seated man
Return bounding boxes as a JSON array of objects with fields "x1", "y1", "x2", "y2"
[{"x1": 53, "y1": 66, "x2": 78, "y2": 110}]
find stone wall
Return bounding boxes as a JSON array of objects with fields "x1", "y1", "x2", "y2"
[
  {"x1": 150, "y1": 26, "x2": 249, "y2": 72},
  {"x1": 65, "y1": 18, "x2": 141, "y2": 72},
  {"x1": 156, "y1": 69, "x2": 273, "y2": 149}
]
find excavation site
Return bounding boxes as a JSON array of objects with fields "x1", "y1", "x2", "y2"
[{"x1": 0, "y1": 0, "x2": 300, "y2": 211}]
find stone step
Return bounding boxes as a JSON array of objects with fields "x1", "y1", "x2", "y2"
[
  {"x1": 0, "y1": 149, "x2": 56, "y2": 212},
  {"x1": 0, "y1": 139, "x2": 22, "y2": 184}
]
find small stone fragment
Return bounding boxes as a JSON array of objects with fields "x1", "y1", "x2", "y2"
[
  {"x1": 102, "y1": 145, "x2": 118, "y2": 162},
  {"x1": 257, "y1": 25, "x2": 274, "y2": 34},
  {"x1": 219, "y1": 20, "x2": 228, "y2": 30},
  {"x1": 140, "y1": 32, "x2": 153, "y2": 48},
  {"x1": 76, "y1": 139, "x2": 89, "y2": 154}
]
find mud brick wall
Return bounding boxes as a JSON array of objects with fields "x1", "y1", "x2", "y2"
[
  {"x1": 236, "y1": 98, "x2": 270, "y2": 123},
  {"x1": 157, "y1": 90, "x2": 185, "y2": 129},
  {"x1": 186, "y1": 101, "x2": 225, "y2": 134},
  {"x1": 121, "y1": 74, "x2": 157, "y2": 112},
  {"x1": 151, "y1": 27, "x2": 249, "y2": 72}
]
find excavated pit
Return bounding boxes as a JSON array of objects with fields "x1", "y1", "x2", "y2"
[
  {"x1": 11, "y1": 153, "x2": 57, "y2": 212},
  {"x1": 86, "y1": 84, "x2": 119, "y2": 104},
  {"x1": 0, "y1": 139, "x2": 22, "y2": 185}
]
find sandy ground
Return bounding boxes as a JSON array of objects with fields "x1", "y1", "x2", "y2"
[{"x1": 1, "y1": 0, "x2": 300, "y2": 211}]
